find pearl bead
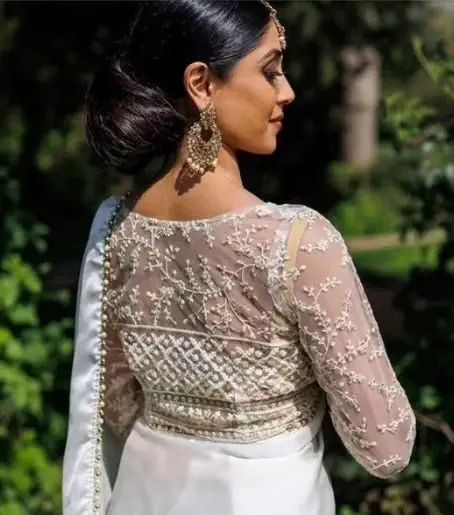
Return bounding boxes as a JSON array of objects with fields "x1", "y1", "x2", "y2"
[{"x1": 90, "y1": 193, "x2": 129, "y2": 512}]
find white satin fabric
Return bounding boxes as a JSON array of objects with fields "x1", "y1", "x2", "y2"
[
  {"x1": 108, "y1": 410, "x2": 335, "y2": 515},
  {"x1": 62, "y1": 197, "x2": 336, "y2": 514},
  {"x1": 63, "y1": 197, "x2": 123, "y2": 514}
]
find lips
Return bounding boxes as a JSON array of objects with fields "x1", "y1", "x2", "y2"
[{"x1": 270, "y1": 115, "x2": 284, "y2": 123}]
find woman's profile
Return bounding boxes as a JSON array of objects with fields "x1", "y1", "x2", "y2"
[{"x1": 62, "y1": 1, "x2": 416, "y2": 514}]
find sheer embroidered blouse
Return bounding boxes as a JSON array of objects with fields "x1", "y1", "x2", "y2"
[{"x1": 103, "y1": 202, "x2": 415, "y2": 479}]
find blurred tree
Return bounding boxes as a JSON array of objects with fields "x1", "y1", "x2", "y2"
[
  {"x1": 0, "y1": 9, "x2": 73, "y2": 513},
  {"x1": 245, "y1": 0, "x2": 427, "y2": 210},
  {"x1": 388, "y1": 41, "x2": 454, "y2": 510},
  {"x1": 2, "y1": 1, "x2": 137, "y2": 265},
  {"x1": 328, "y1": 31, "x2": 454, "y2": 514}
]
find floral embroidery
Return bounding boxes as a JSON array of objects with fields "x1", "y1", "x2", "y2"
[
  {"x1": 102, "y1": 203, "x2": 415, "y2": 478},
  {"x1": 288, "y1": 215, "x2": 415, "y2": 478}
]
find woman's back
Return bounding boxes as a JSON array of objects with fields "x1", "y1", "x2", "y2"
[
  {"x1": 105, "y1": 202, "x2": 322, "y2": 442},
  {"x1": 64, "y1": 195, "x2": 415, "y2": 515},
  {"x1": 104, "y1": 199, "x2": 415, "y2": 477}
]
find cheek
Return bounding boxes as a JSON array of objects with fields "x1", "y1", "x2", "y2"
[{"x1": 216, "y1": 79, "x2": 276, "y2": 148}]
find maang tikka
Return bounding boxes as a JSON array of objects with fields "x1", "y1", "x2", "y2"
[
  {"x1": 186, "y1": 104, "x2": 222, "y2": 176},
  {"x1": 261, "y1": 1, "x2": 286, "y2": 50}
]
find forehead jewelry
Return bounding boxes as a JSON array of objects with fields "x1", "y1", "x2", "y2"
[{"x1": 261, "y1": 1, "x2": 287, "y2": 50}]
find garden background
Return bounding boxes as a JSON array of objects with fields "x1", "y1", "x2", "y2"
[{"x1": 2, "y1": 1, "x2": 454, "y2": 513}]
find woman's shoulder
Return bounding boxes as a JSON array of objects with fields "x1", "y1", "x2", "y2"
[
  {"x1": 87, "y1": 196, "x2": 122, "y2": 240},
  {"x1": 254, "y1": 202, "x2": 335, "y2": 231},
  {"x1": 255, "y1": 203, "x2": 347, "y2": 255}
]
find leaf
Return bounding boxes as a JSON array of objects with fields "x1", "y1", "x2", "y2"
[
  {"x1": 0, "y1": 276, "x2": 20, "y2": 310},
  {"x1": 8, "y1": 304, "x2": 38, "y2": 327},
  {"x1": 420, "y1": 385, "x2": 441, "y2": 410}
]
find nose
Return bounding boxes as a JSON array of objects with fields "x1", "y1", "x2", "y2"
[{"x1": 278, "y1": 76, "x2": 295, "y2": 107}]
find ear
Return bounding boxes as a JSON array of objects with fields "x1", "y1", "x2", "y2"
[{"x1": 184, "y1": 61, "x2": 215, "y2": 112}]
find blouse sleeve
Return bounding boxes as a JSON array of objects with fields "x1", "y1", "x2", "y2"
[
  {"x1": 104, "y1": 325, "x2": 143, "y2": 439},
  {"x1": 287, "y1": 215, "x2": 416, "y2": 479}
]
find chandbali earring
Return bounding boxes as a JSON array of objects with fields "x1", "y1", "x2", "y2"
[{"x1": 186, "y1": 104, "x2": 222, "y2": 176}]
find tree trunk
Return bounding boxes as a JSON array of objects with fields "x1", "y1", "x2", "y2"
[{"x1": 342, "y1": 46, "x2": 381, "y2": 168}]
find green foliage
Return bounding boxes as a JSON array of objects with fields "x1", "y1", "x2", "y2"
[
  {"x1": 0, "y1": 1, "x2": 438, "y2": 513},
  {"x1": 325, "y1": 18, "x2": 454, "y2": 514},
  {"x1": 377, "y1": 34, "x2": 454, "y2": 514},
  {"x1": 1, "y1": 170, "x2": 73, "y2": 514},
  {"x1": 0, "y1": 16, "x2": 73, "y2": 514},
  {"x1": 382, "y1": 92, "x2": 438, "y2": 145},
  {"x1": 331, "y1": 185, "x2": 400, "y2": 237},
  {"x1": 327, "y1": 144, "x2": 421, "y2": 240},
  {"x1": 243, "y1": 0, "x2": 427, "y2": 208},
  {"x1": 0, "y1": 167, "x2": 73, "y2": 515},
  {"x1": 353, "y1": 245, "x2": 439, "y2": 280}
]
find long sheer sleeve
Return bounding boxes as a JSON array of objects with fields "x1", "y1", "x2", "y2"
[
  {"x1": 104, "y1": 326, "x2": 143, "y2": 439},
  {"x1": 287, "y1": 215, "x2": 416, "y2": 479}
]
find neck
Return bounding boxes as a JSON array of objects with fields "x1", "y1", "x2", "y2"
[
  {"x1": 216, "y1": 144, "x2": 243, "y2": 185},
  {"x1": 132, "y1": 140, "x2": 258, "y2": 220},
  {"x1": 166, "y1": 140, "x2": 243, "y2": 187}
]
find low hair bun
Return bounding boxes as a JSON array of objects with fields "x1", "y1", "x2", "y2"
[
  {"x1": 85, "y1": 60, "x2": 186, "y2": 175},
  {"x1": 85, "y1": 0, "x2": 271, "y2": 176}
]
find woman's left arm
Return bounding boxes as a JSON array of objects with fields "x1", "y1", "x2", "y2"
[{"x1": 288, "y1": 214, "x2": 416, "y2": 479}]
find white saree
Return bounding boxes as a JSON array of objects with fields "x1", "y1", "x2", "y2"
[{"x1": 63, "y1": 198, "x2": 415, "y2": 514}]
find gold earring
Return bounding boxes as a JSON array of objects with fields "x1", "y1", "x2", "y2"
[{"x1": 186, "y1": 104, "x2": 222, "y2": 175}]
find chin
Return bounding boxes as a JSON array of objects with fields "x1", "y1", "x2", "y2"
[
  {"x1": 258, "y1": 140, "x2": 278, "y2": 155},
  {"x1": 235, "y1": 132, "x2": 278, "y2": 156},
  {"x1": 245, "y1": 138, "x2": 277, "y2": 156}
]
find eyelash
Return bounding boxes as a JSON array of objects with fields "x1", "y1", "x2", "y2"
[{"x1": 263, "y1": 69, "x2": 284, "y2": 85}]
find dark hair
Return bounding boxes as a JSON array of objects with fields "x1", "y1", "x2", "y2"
[{"x1": 86, "y1": 0, "x2": 271, "y2": 176}]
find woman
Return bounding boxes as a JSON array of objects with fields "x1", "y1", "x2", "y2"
[{"x1": 63, "y1": 1, "x2": 416, "y2": 514}]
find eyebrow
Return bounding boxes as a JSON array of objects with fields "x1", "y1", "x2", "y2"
[{"x1": 260, "y1": 48, "x2": 283, "y2": 64}]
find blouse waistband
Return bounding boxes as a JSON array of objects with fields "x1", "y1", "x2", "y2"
[{"x1": 133, "y1": 403, "x2": 325, "y2": 460}]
